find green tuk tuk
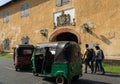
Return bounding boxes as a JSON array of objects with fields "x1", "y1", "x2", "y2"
[{"x1": 32, "y1": 41, "x2": 82, "y2": 84}]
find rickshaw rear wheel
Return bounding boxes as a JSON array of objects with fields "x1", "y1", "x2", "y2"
[
  {"x1": 33, "y1": 73, "x2": 38, "y2": 76},
  {"x1": 56, "y1": 76, "x2": 64, "y2": 84},
  {"x1": 15, "y1": 67, "x2": 18, "y2": 71},
  {"x1": 15, "y1": 67, "x2": 21, "y2": 71},
  {"x1": 32, "y1": 70, "x2": 38, "y2": 76},
  {"x1": 15, "y1": 66, "x2": 19, "y2": 71}
]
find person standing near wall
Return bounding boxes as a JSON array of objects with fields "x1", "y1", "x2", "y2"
[
  {"x1": 90, "y1": 48, "x2": 96, "y2": 73},
  {"x1": 94, "y1": 46, "x2": 105, "y2": 75},
  {"x1": 83, "y1": 44, "x2": 92, "y2": 73}
]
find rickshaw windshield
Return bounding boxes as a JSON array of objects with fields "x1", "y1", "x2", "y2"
[
  {"x1": 17, "y1": 48, "x2": 33, "y2": 56},
  {"x1": 35, "y1": 47, "x2": 56, "y2": 56},
  {"x1": 35, "y1": 48, "x2": 45, "y2": 56},
  {"x1": 34, "y1": 41, "x2": 81, "y2": 63}
]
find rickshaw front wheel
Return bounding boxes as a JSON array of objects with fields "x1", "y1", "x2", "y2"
[
  {"x1": 56, "y1": 76, "x2": 64, "y2": 84},
  {"x1": 15, "y1": 66, "x2": 19, "y2": 71},
  {"x1": 72, "y1": 75, "x2": 79, "y2": 80}
]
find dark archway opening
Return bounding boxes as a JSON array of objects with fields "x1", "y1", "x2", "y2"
[{"x1": 56, "y1": 32, "x2": 78, "y2": 43}]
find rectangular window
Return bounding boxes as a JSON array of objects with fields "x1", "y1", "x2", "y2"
[
  {"x1": 56, "y1": 0, "x2": 69, "y2": 7},
  {"x1": 21, "y1": 5, "x2": 25, "y2": 17},
  {"x1": 25, "y1": 4, "x2": 29, "y2": 17},
  {"x1": 3, "y1": 11, "x2": 9, "y2": 23},
  {"x1": 21, "y1": 3, "x2": 29, "y2": 18},
  {"x1": 63, "y1": 0, "x2": 69, "y2": 5},
  {"x1": 56, "y1": 0, "x2": 62, "y2": 6}
]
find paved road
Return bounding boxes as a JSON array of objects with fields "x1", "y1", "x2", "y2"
[{"x1": 0, "y1": 58, "x2": 120, "y2": 84}]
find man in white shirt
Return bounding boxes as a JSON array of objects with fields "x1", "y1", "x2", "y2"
[{"x1": 94, "y1": 46, "x2": 105, "y2": 75}]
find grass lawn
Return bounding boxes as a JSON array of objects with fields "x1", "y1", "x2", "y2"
[
  {"x1": 103, "y1": 64, "x2": 120, "y2": 74},
  {"x1": 0, "y1": 53, "x2": 12, "y2": 58}
]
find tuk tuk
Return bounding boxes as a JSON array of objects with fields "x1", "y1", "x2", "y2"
[
  {"x1": 13, "y1": 44, "x2": 34, "y2": 71},
  {"x1": 32, "y1": 41, "x2": 82, "y2": 84}
]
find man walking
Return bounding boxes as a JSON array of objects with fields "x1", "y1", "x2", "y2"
[
  {"x1": 94, "y1": 46, "x2": 105, "y2": 75},
  {"x1": 83, "y1": 44, "x2": 92, "y2": 73}
]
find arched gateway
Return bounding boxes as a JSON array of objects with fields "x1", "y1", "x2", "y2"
[{"x1": 49, "y1": 28, "x2": 81, "y2": 44}]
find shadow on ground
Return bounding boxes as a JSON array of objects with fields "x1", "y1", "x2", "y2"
[
  {"x1": 74, "y1": 79, "x2": 109, "y2": 84},
  {"x1": 15, "y1": 68, "x2": 32, "y2": 73},
  {"x1": 42, "y1": 77, "x2": 109, "y2": 84},
  {"x1": 86, "y1": 72, "x2": 120, "y2": 78},
  {"x1": 0, "y1": 82, "x2": 3, "y2": 84},
  {"x1": 103, "y1": 73, "x2": 120, "y2": 78}
]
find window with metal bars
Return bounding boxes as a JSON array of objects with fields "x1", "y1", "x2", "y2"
[
  {"x1": 56, "y1": 0, "x2": 69, "y2": 7},
  {"x1": 3, "y1": 11, "x2": 9, "y2": 23},
  {"x1": 21, "y1": 3, "x2": 29, "y2": 18}
]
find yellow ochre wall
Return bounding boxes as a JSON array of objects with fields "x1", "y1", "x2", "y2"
[{"x1": 0, "y1": 0, "x2": 120, "y2": 60}]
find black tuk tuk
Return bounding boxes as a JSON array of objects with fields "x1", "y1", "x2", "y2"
[
  {"x1": 32, "y1": 41, "x2": 82, "y2": 84},
  {"x1": 13, "y1": 44, "x2": 34, "y2": 71}
]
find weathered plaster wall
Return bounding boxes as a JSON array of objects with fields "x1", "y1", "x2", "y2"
[
  {"x1": 75, "y1": 0, "x2": 120, "y2": 59},
  {"x1": 0, "y1": 0, "x2": 120, "y2": 59}
]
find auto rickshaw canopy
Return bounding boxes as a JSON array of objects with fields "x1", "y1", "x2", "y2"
[
  {"x1": 35, "y1": 41, "x2": 81, "y2": 63},
  {"x1": 13, "y1": 44, "x2": 34, "y2": 56}
]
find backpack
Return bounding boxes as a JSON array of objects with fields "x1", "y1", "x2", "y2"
[
  {"x1": 101, "y1": 49, "x2": 105, "y2": 60},
  {"x1": 86, "y1": 49, "x2": 93, "y2": 60}
]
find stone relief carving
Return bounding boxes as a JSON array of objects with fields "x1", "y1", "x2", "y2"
[
  {"x1": 40, "y1": 28, "x2": 48, "y2": 37},
  {"x1": 106, "y1": 31, "x2": 115, "y2": 39},
  {"x1": 57, "y1": 11, "x2": 70, "y2": 26},
  {"x1": 105, "y1": 31, "x2": 120, "y2": 40},
  {"x1": 56, "y1": 11, "x2": 75, "y2": 27},
  {"x1": 72, "y1": 18, "x2": 76, "y2": 26},
  {"x1": 21, "y1": 36, "x2": 30, "y2": 44}
]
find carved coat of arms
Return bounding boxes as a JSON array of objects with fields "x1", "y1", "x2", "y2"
[{"x1": 57, "y1": 11, "x2": 71, "y2": 27}]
